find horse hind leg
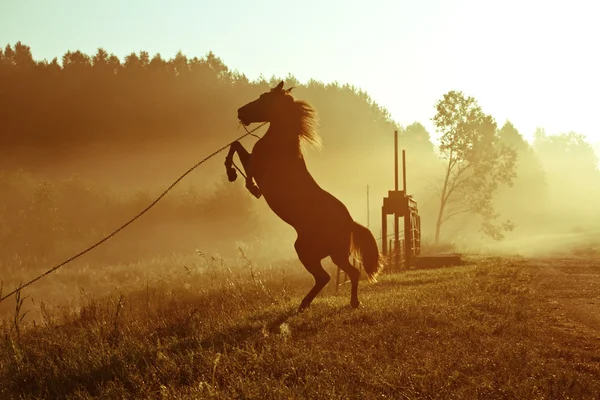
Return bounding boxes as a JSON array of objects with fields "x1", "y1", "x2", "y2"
[
  {"x1": 298, "y1": 262, "x2": 330, "y2": 312},
  {"x1": 295, "y1": 239, "x2": 330, "y2": 312},
  {"x1": 331, "y1": 253, "x2": 361, "y2": 308}
]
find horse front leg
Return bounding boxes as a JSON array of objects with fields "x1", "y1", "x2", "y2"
[{"x1": 224, "y1": 141, "x2": 261, "y2": 199}]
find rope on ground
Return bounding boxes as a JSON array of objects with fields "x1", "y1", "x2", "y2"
[{"x1": 0, "y1": 123, "x2": 267, "y2": 304}]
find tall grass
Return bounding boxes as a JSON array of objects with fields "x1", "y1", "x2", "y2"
[{"x1": 1, "y1": 257, "x2": 599, "y2": 399}]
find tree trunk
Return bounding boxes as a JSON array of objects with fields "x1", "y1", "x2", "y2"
[
  {"x1": 434, "y1": 197, "x2": 446, "y2": 245},
  {"x1": 434, "y1": 157, "x2": 453, "y2": 245}
]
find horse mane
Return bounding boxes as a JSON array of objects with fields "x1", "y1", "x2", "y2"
[{"x1": 286, "y1": 96, "x2": 321, "y2": 149}]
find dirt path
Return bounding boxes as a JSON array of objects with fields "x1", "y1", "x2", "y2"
[{"x1": 524, "y1": 257, "x2": 600, "y2": 339}]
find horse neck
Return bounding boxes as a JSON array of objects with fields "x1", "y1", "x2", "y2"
[{"x1": 263, "y1": 121, "x2": 303, "y2": 157}]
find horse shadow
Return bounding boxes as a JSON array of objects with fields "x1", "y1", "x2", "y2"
[{"x1": 196, "y1": 303, "x2": 351, "y2": 353}]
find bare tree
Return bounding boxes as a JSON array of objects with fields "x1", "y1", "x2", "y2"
[{"x1": 432, "y1": 91, "x2": 517, "y2": 243}]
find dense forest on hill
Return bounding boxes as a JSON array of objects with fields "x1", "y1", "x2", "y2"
[
  {"x1": 1, "y1": 42, "x2": 599, "y2": 267},
  {"x1": 0, "y1": 42, "x2": 399, "y2": 158}
]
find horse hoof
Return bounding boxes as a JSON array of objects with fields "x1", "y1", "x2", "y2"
[
  {"x1": 246, "y1": 184, "x2": 261, "y2": 198},
  {"x1": 227, "y1": 168, "x2": 237, "y2": 182},
  {"x1": 351, "y1": 300, "x2": 361, "y2": 309},
  {"x1": 297, "y1": 303, "x2": 310, "y2": 313}
]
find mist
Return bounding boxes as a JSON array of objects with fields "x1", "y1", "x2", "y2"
[{"x1": 1, "y1": 42, "x2": 600, "y2": 314}]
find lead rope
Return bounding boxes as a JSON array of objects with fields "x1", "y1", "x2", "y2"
[{"x1": 0, "y1": 122, "x2": 267, "y2": 303}]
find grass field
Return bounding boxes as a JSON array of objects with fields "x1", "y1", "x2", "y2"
[{"x1": 1, "y1": 256, "x2": 600, "y2": 399}]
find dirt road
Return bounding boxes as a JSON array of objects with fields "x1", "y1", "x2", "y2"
[{"x1": 525, "y1": 257, "x2": 600, "y2": 339}]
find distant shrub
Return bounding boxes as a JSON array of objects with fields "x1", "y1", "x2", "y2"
[{"x1": 0, "y1": 171, "x2": 263, "y2": 267}]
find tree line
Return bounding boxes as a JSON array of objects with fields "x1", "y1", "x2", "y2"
[{"x1": 1, "y1": 41, "x2": 599, "y2": 260}]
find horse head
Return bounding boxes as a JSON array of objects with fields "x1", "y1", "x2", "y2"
[{"x1": 237, "y1": 81, "x2": 295, "y2": 126}]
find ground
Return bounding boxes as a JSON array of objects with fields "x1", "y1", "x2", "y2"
[
  {"x1": 1, "y1": 256, "x2": 599, "y2": 399},
  {"x1": 527, "y1": 257, "x2": 600, "y2": 359}
]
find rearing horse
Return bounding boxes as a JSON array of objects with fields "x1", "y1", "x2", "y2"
[{"x1": 225, "y1": 81, "x2": 382, "y2": 311}]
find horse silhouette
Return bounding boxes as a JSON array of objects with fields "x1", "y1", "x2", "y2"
[{"x1": 225, "y1": 81, "x2": 382, "y2": 311}]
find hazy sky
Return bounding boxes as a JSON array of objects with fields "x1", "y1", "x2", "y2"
[{"x1": 2, "y1": 0, "x2": 598, "y2": 144}]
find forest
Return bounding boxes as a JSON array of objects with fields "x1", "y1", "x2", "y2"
[{"x1": 1, "y1": 41, "x2": 600, "y2": 271}]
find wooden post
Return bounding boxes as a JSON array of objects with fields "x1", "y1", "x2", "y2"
[
  {"x1": 400, "y1": 239, "x2": 405, "y2": 266},
  {"x1": 388, "y1": 239, "x2": 395, "y2": 272},
  {"x1": 394, "y1": 212, "x2": 400, "y2": 271},
  {"x1": 403, "y1": 149, "x2": 411, "y2": 268},
  {"x1": 404, "y1": 213, "x2": 412, "y2": 268}
]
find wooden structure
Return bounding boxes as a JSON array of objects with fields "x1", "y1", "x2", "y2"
[
  {"x1": 336, "y1": 131, "x2": 422, "y2": 291},
  {"x1": 381, "y1": 131, "x2": 421, "y2": 271}
]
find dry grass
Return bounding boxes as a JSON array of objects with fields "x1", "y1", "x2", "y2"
[{"x1": 1, "y1": 256, "x2": 600, "y2": 399}]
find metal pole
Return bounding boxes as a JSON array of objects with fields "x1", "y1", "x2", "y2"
[
  {"x1": 404, "y1": 212, "x2": 412, "y2": 268},
  {"x1": 367, "y1": 185, "x2": 370, "y2": 229},
  {"x1": 402, "y1": 149, "x2": 407, "y2": 193},
  {"x1": 394, "y1": 130, "x2": 399, "y2": 191},
  {"x1": 416, "y1": 215, "x2": 421, "y2": 255}
]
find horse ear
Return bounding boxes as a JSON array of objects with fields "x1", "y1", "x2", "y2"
[
  {"x1": 285, "y1": 87, "x2": 296, "y2": 94},
  {"x1": 275, "y1": 81, "x2": 284, "y2": 91}
]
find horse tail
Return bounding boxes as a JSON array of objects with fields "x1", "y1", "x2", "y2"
[{"x1": 350, "y1": 221, "x2": 383, "y2": 282}]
